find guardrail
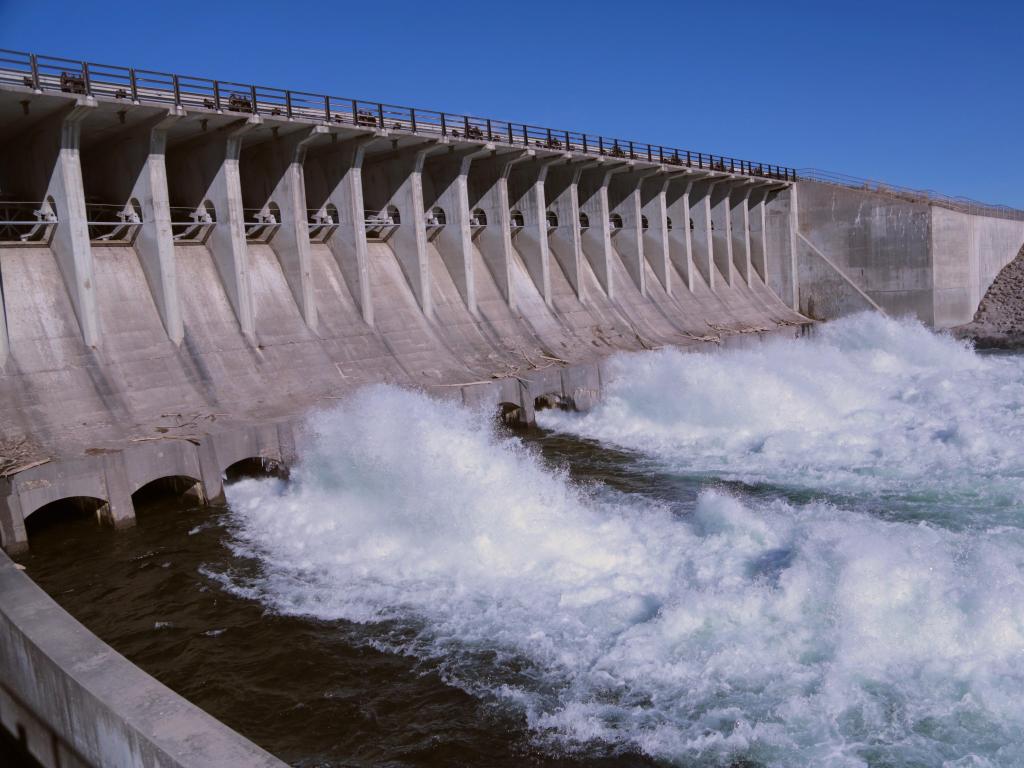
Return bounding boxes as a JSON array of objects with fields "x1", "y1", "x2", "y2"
[
  {"x1": 798, "y1": 168, "x2": 1024, "y2": 222},
  {"x1": 0, "y1": 48, "x2": 796, "y2": 181},
  {"x1": 0, "y1": 200, "x2": 57, "y2": 246}
]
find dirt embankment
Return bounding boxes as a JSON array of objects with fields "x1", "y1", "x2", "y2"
[{"x1": 954, "y1": 245, "x2": 1024, "y2": 348}]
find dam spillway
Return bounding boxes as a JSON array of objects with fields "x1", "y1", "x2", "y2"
[
  {"x1": 1, "y1": 48, "x2": 1024, "y2": 768},
  {"x1": 0, "y1": 49, "x2": 810, "y2": 554}
]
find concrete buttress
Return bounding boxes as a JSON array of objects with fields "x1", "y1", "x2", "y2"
[{"x1": 666, "y1": 174, "x2": 696, "y2": 292}]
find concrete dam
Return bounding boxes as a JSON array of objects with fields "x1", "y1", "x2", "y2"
[{"x1": 0, "y1": 49, "x2": 1023, "y2": 768}]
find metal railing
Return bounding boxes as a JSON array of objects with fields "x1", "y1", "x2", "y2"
[
  {"x1": 0, "y1": 199, "x2": 57, "y2": 246},
  {"x1": 798, "y1": 168, "x2": 1024, "y2": 221},
  {"x1": 243, "y1": 207, "x2": 280, "y2": 244},
  {"x1": 307, "y1": 208, "x2": 338, "y2": 243},
  {"x1": 364, "y1": 207, "x2": 400, "y2": 242},
  {"x1": 0, "y1": 48, "x2": 796, "y2": 181},
  {"x1": 86, "y1": 202, "x2": 141, "y2": 245},
  {"x1": 170, "y1": 204, "x2": 215, "y2": 244}
]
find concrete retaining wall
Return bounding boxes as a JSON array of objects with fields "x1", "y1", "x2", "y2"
[
  {"x1": 795, "y1": 180, "x2": 1024, "y2": 327},
  {"x1": 0, "y1": 550, "x2": 286, "y2": 768}
]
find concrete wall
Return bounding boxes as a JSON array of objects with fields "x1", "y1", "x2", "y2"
[
  {"x1": 0, "y1": 549, "x2": 285, "y2": 768},
  {"x1": 794, "y1": 180, "x2": 1024, "y2": 327},
  {"x1": 931, "y1": 207, "x2": 1024, "y2": 327},
  {"x1": 0, "y1": 87, "x2": 806, "y2": 489}
]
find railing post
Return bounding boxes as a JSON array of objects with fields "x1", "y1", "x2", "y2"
[
  {"x1": 464, "y1": 115, "x2": 470, "y2": 137},
  {"x1": 377, "y1": 103, "x2": 384, "y2": 129},
  {"x1": 686, "y1": 150, "x2": 691, "y2": 167},
  {"x1": 250, "y1": 84, "x2": 258, "y2": 114},
  {"x1": 547, "y1": 127, "x2": 553, "y2": 147},
  {"x1": 486, "y1": 118, "x2": 492, "y2": 139},
  {"x1": 129, "y1": 68, "x2": 138, "y2": 101},
  {"x1": 508, "y1": 123, "x2": 514, "y2": 144},
  {"x1": 522, "y1": 124, "x2": 528, "y2": 145},
  {"x1": 599, "y1": 136, "x2": 604, "y2": 154},
  {"x1": 410, "y1": 108, "x2": 417, "y2": 132},
  {"x1": 629, "y1": 140, "x2": 634, "y2": 158},
  {"x1": 29, "y1": 53, "x2": 39, "y2": 90},
  {"x1": 582, "y1": 134, "x2": 588, "y2": 153},
  {"x1": 81, "y1": 61, "x2": 91, "y2": 95},
  {"x1": 440, "y1": 113, "x2": 446, "y2": 136},
  {"x1": 647, "y1": 145, "x2": 652, "y2": 161},
  {"x1": 659, "y1": 146, "x2": 664, "y2": 163},
  {"x1": 213, "y1": 81, "x2": 221, "y2": 111},
  {"x1": 173, "y1": 74, "x2": 181, "y2": 106},
  {"x1": 285, "y1": 90, "x2": 293, "y2": 119}
]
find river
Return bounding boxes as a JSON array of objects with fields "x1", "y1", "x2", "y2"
[{"x1": 17, "y1": 313, "x2": 1024, "y2": 767}]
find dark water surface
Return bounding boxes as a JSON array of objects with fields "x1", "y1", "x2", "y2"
[{"x1": 17, "y1": 430, "x2": 679, "y2": 768}]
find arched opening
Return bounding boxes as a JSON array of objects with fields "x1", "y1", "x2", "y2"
[
  {"x1": 426, "y1": 206, "x2": 446, "y2": 226},
  {"x1": 497, "y1": 402, "x2": 525, "y2": 428},
  {"x1": 470, "y1": 208, "x2": 487, "y2": 240},
  {"x1": 245, "y1": 201, "x2": 282, "y2": 243},
  {"x1": 667, "y1": 216, "x2": 673, "y2": 231},
  {"x1": 309, "y1": 203, "x2": 339, "y2": 243},
  {"x1": 425, "y1": 206, "x2": 446, "y2": 242},
  {"x1": 172, "y1": 199, "x2": 216, "y2": 243},
  {"x1": 366, "y1": 205, "x2": 401, "y2": 242},
  {"x1": 534, "y1": 393, "x2": 571, "y2": 412},
  {"x1": 89, "y1": 198, "x2": 143, "y2": 244},
  {"x1": 609, "y1": 213, "x2": 623, "y2": 234},
  {"x1": 578, "y1": 211, "x2": 590, "y2": 231},
  {"x1": 689, "y1": 217, "x2": 695, "y2": 230},
  {"x1": 224, "y1": 457, "x2": 288, "y2": 484},
  {"x1": 25, "y1": 497, "x2": 108, "y2": 540},
  {"x1": 0, "y1": 195, "x2": 58, "y2": 245},
  {"x1": 545, "y1": 210, "x2": 559, "y2": 230},
  {"x1": 131, "y1": 476, "x2": 206, "y2": 512},
  {"x1": 509, "y1": 209, "x2": 525, "y2": 228},
  {"x1": 641, "y1": 214, "x2": 649, "y2": 231}
]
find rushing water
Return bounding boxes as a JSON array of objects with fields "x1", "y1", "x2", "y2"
[{"x1": 19, "y1": 313, "x2": 1024, "y2": 767}]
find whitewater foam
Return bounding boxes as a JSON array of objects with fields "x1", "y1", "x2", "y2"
[
  {"x1": 220, "y1": 375, "x2": 1024, "y2": 767},
  {"x1": 539, "y1": 313, "x2": 1024, "y2": 525}
]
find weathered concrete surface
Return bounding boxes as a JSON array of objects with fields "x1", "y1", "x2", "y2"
[
  {"x1": 0, "y1": 79, "x2": 809, "y2": 766},
  {"x1": 795, "y1": 180, "x2": 1024, "y2": 326},
  {"x1": 953, "y1": 245, "x2": 1024, "y2": 348},
  {"x1": 0, "y1": 549, "x2": 286, "y2": 768}
]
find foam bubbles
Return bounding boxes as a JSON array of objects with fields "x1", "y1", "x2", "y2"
[
  {"x1": 221, "y1": 380, "x2": 1024, "y2": 766},
  {"x1": 539, "y1": 313, "x2": 1024, "y2": 525}
]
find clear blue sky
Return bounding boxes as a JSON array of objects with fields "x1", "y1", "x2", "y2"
[{"x1": 2, "y1": 0, "x2": 1020, "y2": 206}]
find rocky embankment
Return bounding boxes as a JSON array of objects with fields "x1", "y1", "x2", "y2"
[{"x1": 954, "y1": 245, "x2": 1024, "y2": 348}]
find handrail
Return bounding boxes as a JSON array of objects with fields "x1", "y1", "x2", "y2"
[
  {"x1": 797, "y1": 168, "x2": 1024, "y2": 221},
  {"x1": 0, "y1": 48, "x2": 796, "y2": 182}
]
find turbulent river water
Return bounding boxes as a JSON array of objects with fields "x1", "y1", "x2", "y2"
[{"x1": 19, "y1": 313, "x2": 1024, "y2": 767}]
